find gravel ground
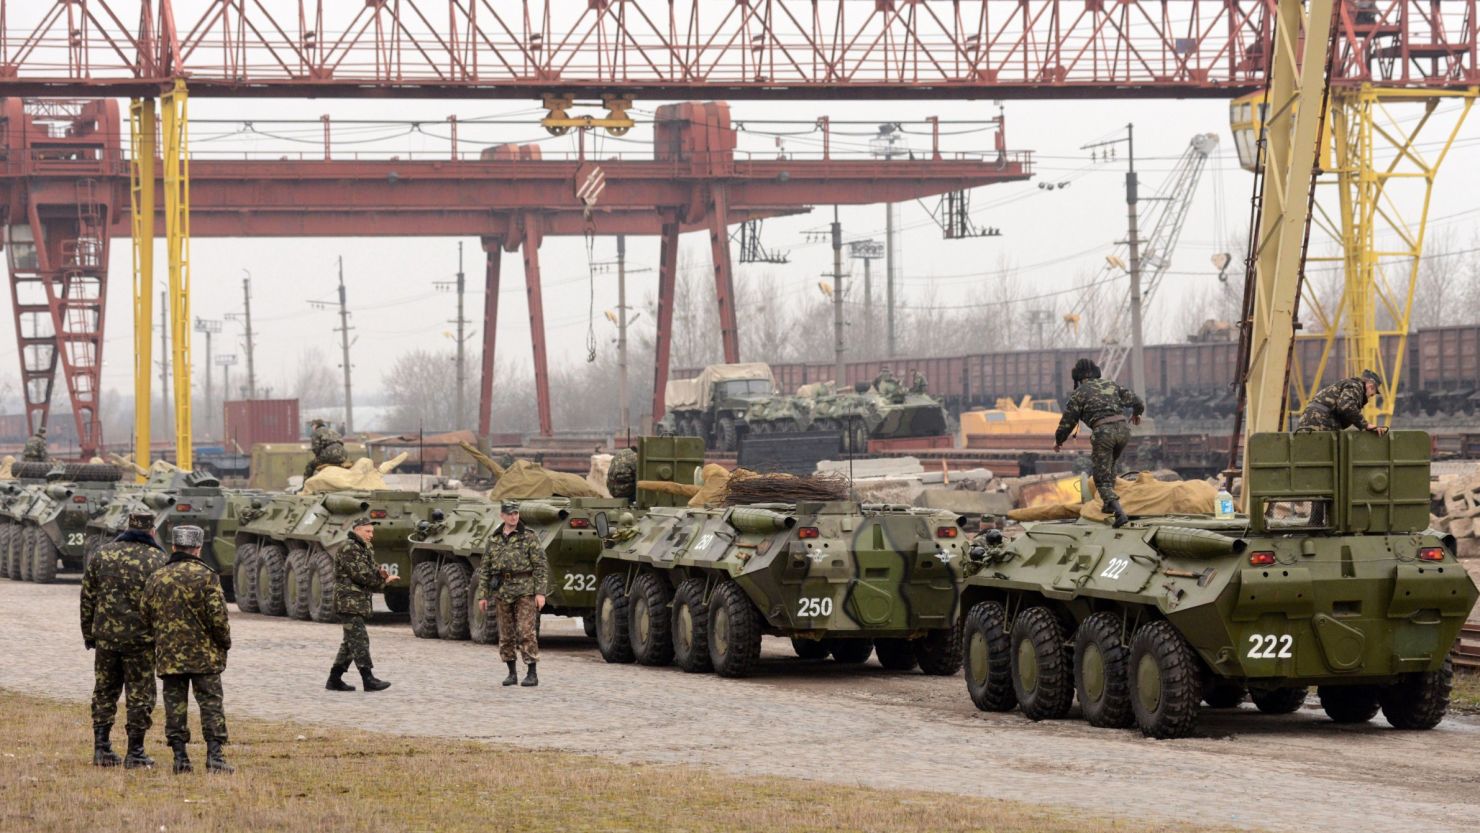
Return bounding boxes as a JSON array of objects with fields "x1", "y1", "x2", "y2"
[{"x1": 3, "y1": 578, "x2": 1479, "y2": 832}]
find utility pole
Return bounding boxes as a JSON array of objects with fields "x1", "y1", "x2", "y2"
[
  {"x1": 335, "y1": 258, "x2": 355, "y2": 433},
  {"x1": 1083, "y1": 123, "x2": 1146, "y2": 398},
  {"x1": 831, "y1": 207, "x2": 846, "y2": 386},
  {"x1": 157, "y1": 290, "x2": 171, "y2": 440},
  {"x1": 616, "y1": 234, "x2": 631, "y2": 437},
  {"x1": 435, "y1": 244, "x2": 474, "y2": 430},
  {"x1": 848, "y1": 239, "x2": 884, "y2": 359},
  {"x1": 871, "y1": 124, "x2": 905, "y2": 358},
  {"x1": 194, "y1": 318, "x2": 221, "y2": 440},
  {"x1": 227, "y1": 271, "x2": 258, "y2": 399}
]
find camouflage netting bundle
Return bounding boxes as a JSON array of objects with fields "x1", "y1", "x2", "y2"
[{"x1": 721, "y1": 470, "x2": 849, "y2": 506}]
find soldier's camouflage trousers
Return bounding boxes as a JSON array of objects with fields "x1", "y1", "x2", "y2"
[
  {"x1": 1294, "y1": 413, "x2": 1339, "y2": 433},
  {"x1": 92, "y1": 647, "x2": 156, "y2": 733},
  {"x1": 162, "y1": 673, "x2": 227, "y2": 745},
  {"x1": 333, "y1": 615, "x2": 373, "y2": 671},
  {"x1": 495, "y1": 596, "x2": 539, "y2": 664},
  {"x1": 1091, "y1": 421, "x2": 1133, "y2": 505}
]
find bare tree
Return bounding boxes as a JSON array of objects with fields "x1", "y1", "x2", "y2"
[
  {"x1": 1411, "y1": 227, "x2": 1463, "y2": 330},
  {"x1": 384, "y1": 349, "x2": 508, "y2": 433},
  {"x1": 287, "y1": 347, "x2": 340, "y2": 408}
]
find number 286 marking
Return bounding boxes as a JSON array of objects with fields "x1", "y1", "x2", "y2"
[{"x1": 1247, "y1": 634, "x2": 1293, "y2": 659}]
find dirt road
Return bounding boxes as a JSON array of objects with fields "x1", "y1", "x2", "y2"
[{"x1": 3, "y1": 579, "x2": 1477, "y2": 832}]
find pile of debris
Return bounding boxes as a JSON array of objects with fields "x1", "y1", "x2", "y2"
[{"x1": 1431, "y1": 467, "x2": 1480, "y2": 558}]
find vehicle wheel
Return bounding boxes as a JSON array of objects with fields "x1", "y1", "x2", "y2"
[
  {"x1": 255, "y1": 542, "x2": 289, "y2": 616},
  {"x1": 31, "y1": 530, "x2": 59, "y2": 583},
  {"x1": 233, "y1": 543, "x2": 260, "y2": 613},
  {"x1": 383, "y1": 588, "x2": 409, "y2": 614},
  {"x1": 707, "y1": 579, "x2": 762, "y2": 677},
  {"x1": 873, "y1": 638, "x2": 919, "y2": 671},
  {"x1": 17, "y1": 528, "x2": 34, "y2": 581},
  {"x1": 915, "y1": 623, "x2": 964, "y2": 676},
  {"x1": 467, "y1": 574, "x2": 499, "y2": 645},
  {"x1": 716, "y1": 417, "x2": 737, "y2": 452},
  {"x1": 628, "y1": 573, "x2": 675, "y2": 666},
  {"x1": 306, "y1": 548, "x2": 337, "y2": 623},
  {"x1": 963, "y1": 601, "x2": 1016, "y2": 712},
  {"x1": 1202, "y1": 682, "x2": 1247, "y2": 709},
  {"x1": 670, "y1": 578, "x2": 711, "y2": 673},
  {"x1": 582, "y1": 615, "x2": 597, "y2": 639},
  {"x1": 1250, "y1": 686, "x2": 1308, "y2": 715},
  {"x1": 1010, "y1": 606, "x2": 1074, "y2": 721},
  {"x1": 1378, "y1": 658, "x2": 1453, "y2": 730},
  {"x1": 792, "y1": 638, "x2": 832, "y2": 661},
  {"x1": 408, "y1": 560, "x2": 439, "y2": 639},
  {"x1": 1073, "y1": 612, "x2": 1133, "y2": 729},
  {"x1": 0, "y1": 525, "x2": 16, "y2": 579},
  {"x1": 1128, "y1": 619, "x2": 1202, "y2": 739},
  {"x1": 1318, "y1": 685, "x2": 1381, "y2": 724},
  {"x1": 284, "y1": 548, "x2": 312, "y2": 620},
  {"x1": 436, "y1": 561, "x2": 472, "y2": 640},
  {"x1": 828, "y1": 639, "x2": 874, "y2": 665},
  {"x1": 595, "y1": 573, "x2": 635, "y2": 664}
]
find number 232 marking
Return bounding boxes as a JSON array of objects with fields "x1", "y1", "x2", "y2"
[{"x1": 1247, "y1": 634, "x2": 1293, "y2": 659}]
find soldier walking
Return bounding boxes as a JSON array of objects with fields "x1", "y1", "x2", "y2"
[
  {"x1": 140, "y1": 526, "x2": 234, "y2": 775},
  {"x1": 326, "y1": 516, "x2": 396, "y2": 692},
  {"x1": 1295, "y1": 370, "x2": 1389, "y2": 435},
  {"x1": 476, "y1": 500, "x2": 548, "y2": 687},
  {"x1": 1053, "y1": 358, "x2": 1145, "y2": 528},
  {"x1": 22, "y1": 426, "x2": 47, "y2": 462},
  {"x1": 80, "y1": 511, "x2": 166, "y2": 768}
]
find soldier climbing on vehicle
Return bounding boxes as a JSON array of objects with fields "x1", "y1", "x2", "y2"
[
  {"x1": 23, "y1": 427, "x2": 48, "y2": 462},
  {"x1": 1053, "y1": 358, "x2": 1144, "y2": 529},
  {"x1": 303, "y1": 418, "x2": 348, "y2": 481},
  {"x1": 873, "y1": 366, "x2": 902, "y2": 399},
  {"x1": 1294, "y1": 370, "x2": 1389, "y2": 436}
]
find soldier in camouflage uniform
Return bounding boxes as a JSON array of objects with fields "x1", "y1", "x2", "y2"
[
  {"x1": 22, "y1": 427, "x2": 47, "y2": 462},
  {"x1": 909, "y1": 369, "x2": 928, "y2": 395},
  {"x1": 1295, "y1": 369, "x2": 1389, "y2": 436},
  {"x1": 303, "y1": 419, "x2": 348, "y2": 481},
  {"x1": 606, "y1": 448, "x2": 638, "y2": 500},
  {"x1": 140, "y1": 526, "x2": 234, "y2": 775},
  {"x1": 873, "y1": 366, "x2": 903, "y2": 399},
  {"x1": 1054, "y1": 358, "x2": 1144, "y2": 528},
  {"x1": 476, "y1": 500, "x2": 549, "y2": 687},
  {"x1": 80, "y1": 510, "x2": 166, "y2": 768},
  {"x1": 326, "y1": 517, "x2": 396, "y2": 692}
]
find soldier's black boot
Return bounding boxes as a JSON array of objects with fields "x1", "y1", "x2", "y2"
[
  {"x1": 326, "y1": 664, "x2": 356, "y2": 692},
  {"x1": 521, "y1": 663, "x2": 539, "y2": 687},
  {"x1": 123, "y1": 731, "x2": 155, "y2": 769},
  {"x1": 1107, "y1": 499, "x2": 1130, "y2": 529},
  {"x1": 92, "y1": 724, "x2": 122, "y2": 767},
  {"x1": 359, "y1": 667, "x2": 391, "y2": 692},
  {"x1": 170, "y1": 741, "x2": 192, "y2": 775},
  {"x1": 205, "y1": 740, "x2": 234, "y2": 775},
  {"x1": 501, "y1": 660, "x2": 519, "y2": 687}
]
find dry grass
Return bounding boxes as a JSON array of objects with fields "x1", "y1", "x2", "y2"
[
  {"x1": 1452, "y1": 668, "x2": 1480, "y2": 715},
  {"x1": 0, "y1": 689, "x2": 1227, "y2": 833}
]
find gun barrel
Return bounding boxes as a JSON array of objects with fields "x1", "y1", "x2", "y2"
[
  {"x1": 728, "y1": 507, "x2": 797, "y2": 534},
  {"x1": 517, "y1": 501, "x2": 570, "y2": 524},
  {"x1": 1152, "y1": 526, "x2": 1246, "y2": 559},
  {"x1": 324, "y1": 494, "x2": 371, "y2": 515}
]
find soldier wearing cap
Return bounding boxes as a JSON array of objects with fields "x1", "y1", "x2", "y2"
[
  {"x1": 140, "y1": 525, "x2": 234, "y2": 774},
  {"x1": 326, "y1": 515, "x2": 397, "y2": 693},
  {"x1": 304, "y1": 418, "x2": 348, "y2": 481},
  {"x1": 22, "y1": 426, "x2": 48, "y2": 462},
  {"x1": 1295, "y1": 370, "x2": 1390, "y2": 435},
  {"x1": 476, "y1": 500, "x2": 548, "y2": 687},
  {"x1": 80, "y1": 510, "x2": 166, "y2": 769}
]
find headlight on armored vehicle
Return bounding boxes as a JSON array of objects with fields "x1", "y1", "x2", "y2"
[
  {"x1": 1249, "y1": 551, "x2": 1276, "y2": 567},
  {"x1": 1418, "y1": 547, "x2": 1445, "y2": 562},
  {"x1": 936, "y1": 526, "x2": 958, "y2": 538}
]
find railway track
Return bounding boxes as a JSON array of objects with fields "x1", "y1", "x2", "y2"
[{"x1": 1457, "y1": 623, "x2": 1480, "y2": 671}]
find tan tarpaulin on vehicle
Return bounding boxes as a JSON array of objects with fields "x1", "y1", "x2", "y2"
[
  {"x1": 1007, "y1": 472, "x2": 1217, "y2": 522},
  {"x1": 664, "y1": 362, "x2": 776, "y2": 410},
  {"x1": 302, "y1": 453, "x2": 409, "y2": 494},
  {"x1": 0, "y1": 455, "x2": 13, "y2": 480},
  {"x1": 587, "y1": 453, "x2": 615, "y2": 498},
  {"x1": 640, "y1": 480, "x2": 701, "y2": 500},
  {"x1": 487, "y1": 459, "x2": 604, "y2": 500},
  {"x1": 687, "y1": 463, "x2": 735, "y2": 507}
]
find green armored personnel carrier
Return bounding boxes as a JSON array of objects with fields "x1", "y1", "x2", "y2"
[
  {"x1": 959, "y1": 431, "x2": 1479, "y2": 738},
  {"x1": 4, "y1": 462, "x2": 124, "y2": 583},
  {"x1": 0, "y1": 470, "x2": 49, "y2": 580},
  {"x1": 593, "y1": 501, "x2": 966, "y2": 677}
]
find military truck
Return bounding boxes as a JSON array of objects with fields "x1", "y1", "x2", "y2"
[
  {"x1": 592, "y1": 501, "x2": 967, "y2": 677},
  {"x1": 5, "y1": 462, "x2": 124, "y2": 583},
  {"x1": 660, "y1": 362, "x2": 778, "y2": 451},
  {"x1": 958, "y1": 431, "x2": 1479, "y2": 738}
]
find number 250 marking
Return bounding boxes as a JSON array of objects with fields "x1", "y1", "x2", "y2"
[
  {"x1": 1246, "y1": 634, "x2": 1293, "y2": 659},
  {"x1": 1098, "y1": 557, "x2": 1131, "y2": 580},
  {"x1": 798, "y1": 597, "x2": 833, "y2": 618}
]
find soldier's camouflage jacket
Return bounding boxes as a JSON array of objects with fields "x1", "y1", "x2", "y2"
[
  {"x1": 140, "y1": 552, "x2": 232, "y2": 675},
  {"x1": 80, "y1": 532, "x2": 166, "y2": 651},
  {"x1": 606, "y1": 448, "x2": 638, "y2": 500},
  {"x1": 21, "y1": 436, "x2": 46, "y2": 462},
  {"x1": 310, "y1": 424, "x2": 341, "y2": 456},
  {"x1": 333, "y1": 532, "x2": 386, "y2": 618},
  {"x1": 476, "y1": 523, "x2": 548, "y2": 604},
  {"x1": 1296, "y1": 376, "x2": 1370, "y2": 432},
  {"x1": 1055, "y1": 378, "x2": 1145, "y2": 446}
]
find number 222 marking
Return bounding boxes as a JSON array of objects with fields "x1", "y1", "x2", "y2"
[{"x1": 1247, "y1": 634, "x2": 1293, "y2": 659}]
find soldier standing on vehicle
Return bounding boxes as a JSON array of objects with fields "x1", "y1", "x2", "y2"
[
  {"x1": 910, "y1": 369, "x2": 928, "y2": 395},
  {"x1": 1295, "y1": 370, "x2": 1389, "y2": 436},
  {"x1": 873, "y1": 366, "x2": 902, "y2": 398},
  {"x1": 327, "y1": 516, "x2": 396, "y2": 692},
  {"x1": 476, "y1": 500, "x2": 548, "y2": 687},
  {"x1": 139, "y1": 526, "x2": 234, "y2": 775},
  {"x1": 1053, "y1": 358, "x2": 1144, "y2": 529},
  {"x1": 80, "y1": 510, "x2": 166, "y2": 769},
  {"x1": 22, "y1": 426, "x2": 47, "y2": 462}
]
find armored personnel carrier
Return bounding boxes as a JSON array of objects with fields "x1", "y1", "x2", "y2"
[
  {"x1": 3, "y1": 462, "x2": 123, "y2": 583},
  {"x1": 0, "y1": 471, "x2": 49, "y2": 580},
  {"x1": 592, "y1": 501, "x2": 966, "y2": 677},
  {"x1": 959, "y1": 431, "x2": 1479, "y2": 738}
]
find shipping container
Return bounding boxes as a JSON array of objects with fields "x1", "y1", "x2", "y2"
[
  {"x1": 1417, "y1": 325, "x2": 1480, "y2": 390},
  {"x1": 222, "y1": 399, "x2": 301, "y2": 452}
]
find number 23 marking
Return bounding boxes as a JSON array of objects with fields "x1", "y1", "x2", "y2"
[{"x1": 1246, "y1": 634, "x2": 1293, "y2": 659}]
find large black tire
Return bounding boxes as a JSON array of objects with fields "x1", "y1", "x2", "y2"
[
  {"x1": 915, "y1": 624, "x2": 964, "y2": 676},
  {"x1": 31, "y1": 530, "x2": 59, "y2": 583},
  {"x1": 828, "y1": 639, "x2": 874, "y2": 665},
  {"x1": 307, "y1": 548, "x2": 338, "y2": 623},
  {"x1": 284, "y1": 548, "x2": 312, "y2": 620},
  {"x1": 0, "y1": 525, "x2": 16, "y2": 579},
  {"x1": 1318, "y1": 685, "x2": 1381, "y2": 724},
  {"x1": 1010, "y1": 606, "x2": 1074, "y2": 721},
  {"x1": 1378, "y1": 658, "x2": 1453, "y2": 730},
  {"x1": 1128, "y1": 620, "x2": 1202, "y2": 739},
  {"x1": 628, "y1": 573, "x2": 675, "y2": 666},
  {"x1": 255, "y1": 542, "x2": 289, "y2": 616},
  {"x1": 595, "y1": 573, "x2": 635, "y2": 664},
  {"x1": 873, "y1": 638, "x2": 919, "y2": 671},
  {"x1": 17, "y1": 528, "x2": 34, "y2": 582},
  {"x1": 792, "y1": 638, "x2": 832, "y2": 661},
  {"x1": 963, "y1": 601, "x2": 1016, "y2": 712},
  {"x1": 408, "y1": 560, "x2": 439, "y2": 639},
  {"x1": 1073, "y1": 611, "x2": 1134, "y2": 729},
  {"x1": 383, "y1": 588, "x2": 410, "y2": 614},
  {"x1": 707, "y1": 580, "x2": 762, "y2": 678},
  {"x1": 436, "y1": 561, "x2": 472, "y2": 640},
  {"x1": 716, "y1": 417, "x2": 737, "y2": 452},
  {"x1": 233, "y1": 543, "x2": 260, "y2": 613},
  {"x1": 1203, "y1": 682, "x2": 1248, "y2": 709},
  {"x1": 582, "y1": 616, "x2": 597, "y2": 639},
  {"x1": 467, "y1": 573, "x2": 499, "y2": 645},
  {"x1": 670, "y1": 578, "x2": 711, "y2": 673},
  {"x1": 1250, "y1": 686, "x2": 1308, "y2": 715}
]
